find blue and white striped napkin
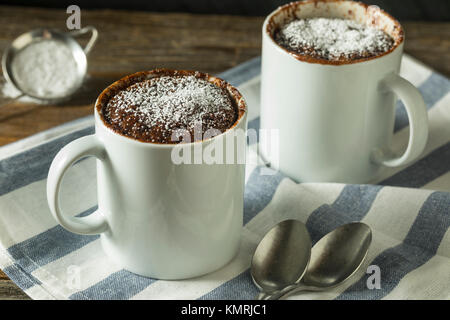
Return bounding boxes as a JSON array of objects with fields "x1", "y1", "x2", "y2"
[{"x1": 0, "y1": 54, "x2": 449, "y2": 300}]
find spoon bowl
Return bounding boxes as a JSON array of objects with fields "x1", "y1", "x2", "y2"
[
  {"x1": 303, "y1": 222, "x2": 372, "y2": 288},
  {"x1": 277, "y1": 222, "x2": 372, "y2": 299},
  {"x1": 251, "y1": 219, "x2": 311, "y2": 298}
]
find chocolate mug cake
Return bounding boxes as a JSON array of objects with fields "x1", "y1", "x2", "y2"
[
  {"x1": 274, "y1": 17, "x2": 395, "y2": 62},
  {"x1": 99, "y1": 70, "x2": 240, "y2": 144}
]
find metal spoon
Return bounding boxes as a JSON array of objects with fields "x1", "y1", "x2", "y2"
[
  {"x1": 277, "y1": 222, "x2": 372, "y2": 299},
  {"x1": 251, "y1": 219, "x2": 312, "y2": 300}
]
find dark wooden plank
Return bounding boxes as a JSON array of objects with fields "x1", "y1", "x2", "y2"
[
  {"x1": 403, "y1": 22, "x2": 450, "y2": 76},
  {"x1": 0, "y1": 279, "x2": 31, "y2": 300},
  {"x1": 0, "y1": 270, "x2": 8, "y2": 280}
]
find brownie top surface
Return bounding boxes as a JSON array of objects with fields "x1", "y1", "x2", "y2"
[{"x1": 101, "y1": 74, "x2": 238, "y2": 144}]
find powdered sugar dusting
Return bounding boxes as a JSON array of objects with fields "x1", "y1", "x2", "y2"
[
  {"x1": 11, "y1": 40, "x2": 79, "y2": 98},
  {"x1": 275, "y1": 18, "x2": 394, "y2": 61},
  {"x1": 104, "y1": 75, "x2": 237, "y2": 143}
]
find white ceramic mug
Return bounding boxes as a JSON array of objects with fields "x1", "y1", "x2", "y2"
[
  {"x1": 260, "y1": 0, "x2": 428, "y2": 183},
  {"x1": 47, "y1": 70, "x2": 247, "y2": 279}
]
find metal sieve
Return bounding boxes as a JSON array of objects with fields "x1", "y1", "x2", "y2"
[{"x1": 1, "y1": 26, "x2": 98, "y2": 104}]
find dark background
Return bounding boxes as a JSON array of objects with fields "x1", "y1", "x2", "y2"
[{"x1": 1, "y1": 0, "x2": 449, "y2": 21}]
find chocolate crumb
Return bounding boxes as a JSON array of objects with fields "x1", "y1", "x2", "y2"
[
  {"x1": 275, "y1": 17, "x2": 395, "y2": 62},
  {"x1": 102, "y1": 75, "x2": 237, "y2": 144}
]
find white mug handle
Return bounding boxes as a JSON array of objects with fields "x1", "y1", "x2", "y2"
[
  {"x1": 47, "y1": 135, "x2": 110, "y2": 235},
  {"x1": 371, "y1": 73, "x2": 429, "y2": 167}
]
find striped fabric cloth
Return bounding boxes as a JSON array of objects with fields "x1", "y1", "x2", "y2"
[{"x1": 0, "y1": 54, "x2": 449, "y2": 300}]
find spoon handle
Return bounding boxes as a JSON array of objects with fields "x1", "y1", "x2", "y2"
[
  {"x1": 256, "y1": 292, "x2": 272, "y2": 300},
  {"x1": 278, "y1": 283, "x2": 326, "y2": 299},
  {"x1": 257, "y1": 284, "x2": 304, "y2": 300}
]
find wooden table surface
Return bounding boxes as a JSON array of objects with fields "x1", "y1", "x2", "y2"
[{"x1": 0, "y1": 5, "x2": 449, "y2": 300}]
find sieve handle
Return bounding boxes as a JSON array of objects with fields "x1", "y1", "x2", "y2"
[{"x1": 69, "y1": 26, "x2": 98, "y2": 55}]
